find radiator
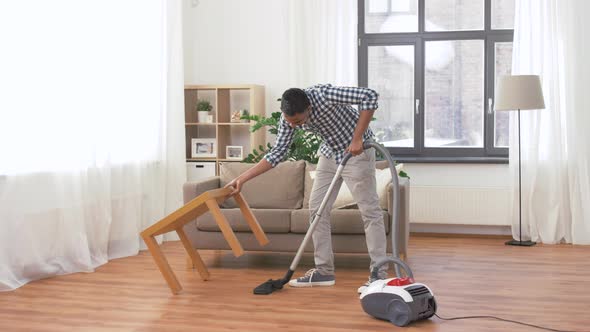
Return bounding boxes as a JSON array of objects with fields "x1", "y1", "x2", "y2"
[{"x1": 410, "y1": 186, "x2": 511, "y2": 226}]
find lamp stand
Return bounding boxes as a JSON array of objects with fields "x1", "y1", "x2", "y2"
[{"x1": 506, "y1": 109, "x2": 536, "y2": 246}]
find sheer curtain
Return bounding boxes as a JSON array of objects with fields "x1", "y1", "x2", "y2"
[
  {"x1": 0, "y1": 0, "x2": 186, "y2": 290},
  {"x1": 286, "y1": 0, "x2": 358, "y2": 86},
  {"x1": 510, "y1": 0, "x2": 590, "y2": 244}
]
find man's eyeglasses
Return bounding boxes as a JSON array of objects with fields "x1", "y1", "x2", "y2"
[{"x1": 286, "y1": 106, "x2": 311, "y2": 127}]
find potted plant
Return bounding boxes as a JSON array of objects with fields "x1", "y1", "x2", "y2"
[
  {"x1": 240, "y1": 109, "x2": 250, "y2": 123},
  {"x1": 196, "y1": 100, "x2": 213, "y2": 123}
]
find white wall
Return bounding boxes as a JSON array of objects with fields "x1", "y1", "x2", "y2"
[
  {"x1": 183, "y1": 0, "x2": 291, "y2": 119},
  {"x1": 182, "y1": 0, "x2": 512, "y2": 233}
]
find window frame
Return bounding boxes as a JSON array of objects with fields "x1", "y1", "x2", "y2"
[{"x1": 358, "y1": 0, "x2": 514, "y2": 163}]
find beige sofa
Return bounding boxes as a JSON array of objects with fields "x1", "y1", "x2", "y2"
[{"x1": 182, "y1": 160, "x2": 410, "y2": 259}]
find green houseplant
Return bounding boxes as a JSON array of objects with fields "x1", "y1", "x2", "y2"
[
  {"x1": 196, "y1": 100, "x2": 213, "y2": 123},
  {"x1": 241, "y1": 111, "x2": 321, "y2": 164}
]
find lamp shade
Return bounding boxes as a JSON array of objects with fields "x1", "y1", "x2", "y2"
[{"x1": 495, "y1": 75, "x2": 545, "y2": 111}]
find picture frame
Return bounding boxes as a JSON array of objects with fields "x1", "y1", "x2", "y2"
[
  {"x1": 226, "y1": 145, "x2": 243, "y2": 160},
  {"x1": 191, "y1": 138, "x2": 217, "y2": 158}
]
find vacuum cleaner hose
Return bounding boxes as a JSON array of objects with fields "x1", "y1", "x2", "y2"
[{"x1": 361, "y1": 141, "x2": 404, "y2": 278}]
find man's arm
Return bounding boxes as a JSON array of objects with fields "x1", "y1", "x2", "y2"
[
  {"x1": 323, "y1": 85, "x2": 379, "y2": 156},
  {"x1": 347, "y1": 109, "x2": 375, "y2": 156},
  {"x1": 263, "y1": 114, "x2": 294, "y2": 167},
  {"x1": 225, "y1": 115, "x2": 294, "y2": 195},
  {"x1": 322, "y1": 85, "x2": 379, "y2": 111}
]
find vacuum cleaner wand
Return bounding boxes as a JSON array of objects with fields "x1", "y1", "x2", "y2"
[
  {"x1": 254, "y1": 140, "x2": 402, "y2": 294},
  {"x1": 253, "y1": 152, "x2": 350, "y2": 295}
]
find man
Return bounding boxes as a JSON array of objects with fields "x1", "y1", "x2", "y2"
[{"x1": 225, "y1": 84, "x2": 387, "y2": 293}]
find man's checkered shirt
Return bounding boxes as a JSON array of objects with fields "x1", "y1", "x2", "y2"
[{"x1": 264, "y1": 84, "x2": 379, "y2": 167}]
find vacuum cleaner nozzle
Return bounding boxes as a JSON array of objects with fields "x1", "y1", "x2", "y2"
[
  {"x1": 253, "y1": 278, "x2": 285, "y2": 295},
  {"x1": 253, "y1": 269, "x2": 294, "y2": 295}
]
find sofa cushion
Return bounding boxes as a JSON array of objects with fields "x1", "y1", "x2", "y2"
[
  {"x1": 375, "y1": 160, "x2": 389, "y2": 170},
  {"x1": 219, "y1": 160, "x2": 305, "y2": 209},
  {"x1": 197, "y1": 209, "x2": 291, "y2": 233},
  {"x1": 290, "y1": 209, "x2": 390, "y2": 235}
]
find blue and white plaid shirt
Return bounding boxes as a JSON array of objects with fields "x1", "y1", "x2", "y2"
[{"x1": 264, "y1": 84, "x2": 379, "y2": 167}]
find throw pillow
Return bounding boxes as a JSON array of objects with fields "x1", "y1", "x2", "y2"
[{"x1": 219, "y1": 160, "x2": 305, "y2": 209}]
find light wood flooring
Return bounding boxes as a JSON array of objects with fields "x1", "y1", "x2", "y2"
[{"x1": 1, "y1": 236, "x2": 589, "y2": 332}]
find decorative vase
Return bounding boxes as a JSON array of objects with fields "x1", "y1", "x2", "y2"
[
  {"x1": 231, "y1": 110, "x2": 241, "y2": 123},
  {"x1": 198, "y1": 112, "x2": 209, "y2": 123}
]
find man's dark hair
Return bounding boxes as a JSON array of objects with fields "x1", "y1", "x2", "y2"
[{"x1": 280, "y1": 88, "x2": 310, "y2": 116}]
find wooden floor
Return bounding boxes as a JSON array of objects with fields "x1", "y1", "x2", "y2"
[{"x1": 1, "y1": 236, "x2": 589, "y2": 332}]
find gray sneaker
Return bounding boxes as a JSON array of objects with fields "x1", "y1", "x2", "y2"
[{"x1": 288, "y1": 268, "x2": 335, "y2": 287}]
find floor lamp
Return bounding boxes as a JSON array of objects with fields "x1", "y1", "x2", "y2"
[{"x1": 495, "y1": 75, "x2": 545, "y2": 246}]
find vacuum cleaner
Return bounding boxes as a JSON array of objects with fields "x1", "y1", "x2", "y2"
[
  {"x1": 353, "y1": 142, "x2": 436, "y2": 326},
  {"x1": 359, "y1": 257, "x2": 436, "y2": 326},
  {"x1": 253, "y1": 141, "x2": 436, "y2": 326}
]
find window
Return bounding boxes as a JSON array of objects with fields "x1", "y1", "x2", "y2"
[
  {"x1": 0, "y1": 1, "x2": 164, "y2": 174},
  {"x1": 359, "y1": 0, "x2": 514, "y2": 161}
]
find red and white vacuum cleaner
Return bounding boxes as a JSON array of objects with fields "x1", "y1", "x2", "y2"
[{"x1": 359, "y1": 257, "x2": 436, "y2": 326}]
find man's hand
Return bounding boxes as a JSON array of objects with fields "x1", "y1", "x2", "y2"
[
  {"x1": 346, "y1": 138, "x2": 364, "y2": 156},
  {"x1": 224, "y1": 177, "x2": 244, "y2": 196},
  {"x1": 348, "y1": 109, "x2": 374, "y2": 157}
]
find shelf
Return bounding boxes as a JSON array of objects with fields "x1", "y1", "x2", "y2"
[
  {"x1": 185, "y1": 158, "x2": 249, "y2": 164},
  {"x1": 185, "y1": 84, "x2": 257, "y2": 90},
  {"x1": 184, "y1": 84, "x2": 265, "y2": 175},
  {"x1": 217, "y1": 122, "x2": 251, "y2": 126},
  {"x1": 185, "y1": 122, "x2": 250, "y2": 126}
]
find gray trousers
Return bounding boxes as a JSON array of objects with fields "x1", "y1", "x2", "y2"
[{"x1": 309, "y1": 148, "x2": 388, "y2": 278}]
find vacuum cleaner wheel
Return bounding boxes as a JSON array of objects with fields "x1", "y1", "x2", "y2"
[
  {"x1": 426, "y1": 297, "x2": 437, "y2": 319},
  {"x1": 387, "y1": 299, "x2": 411, "y2": 327}
]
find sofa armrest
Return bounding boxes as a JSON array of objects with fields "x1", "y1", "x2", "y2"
[{"x1": 183, "y1": 177, "x2": 221, "y2": 204}]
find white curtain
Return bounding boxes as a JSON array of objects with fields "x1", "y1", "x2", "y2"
[
  {"x1": 287, "y1": 0, "x2": 358, "y2": 86},
  {"x1": 0, "y1": 0, "x2": 186, "y2": 291},
  {"x1": 511, "y1": 0, "x2": 590, "y2": 244}
]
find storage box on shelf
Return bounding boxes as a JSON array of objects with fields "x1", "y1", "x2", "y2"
[{"x1": 184, "y1": 85, "x2": 265, "y2": 176}]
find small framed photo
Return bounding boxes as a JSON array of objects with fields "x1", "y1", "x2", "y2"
[
  {"x1": 226, "y1": 145, "x2": 243, "y2": 160},
  {"x1": 191, "y1": 138, "x2": 216, "y2": 158}
]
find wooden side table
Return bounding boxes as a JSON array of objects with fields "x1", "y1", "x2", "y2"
[{"x1": 141, "y1": 187, "x2": 269, "y2": 294}]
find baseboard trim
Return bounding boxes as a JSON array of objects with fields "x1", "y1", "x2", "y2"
[{"x1": 410, "y1": 223, "x2": 512, "y2": 238}]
